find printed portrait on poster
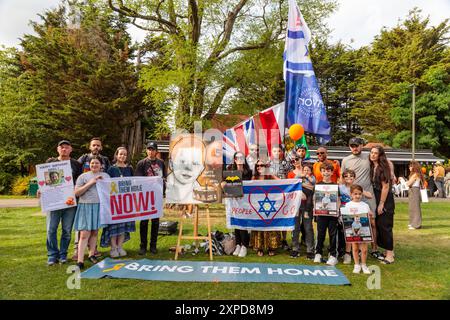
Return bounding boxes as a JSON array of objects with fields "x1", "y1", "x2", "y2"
[{"x1": 314, "y1": 184, "x2": 339, "y2": 216}]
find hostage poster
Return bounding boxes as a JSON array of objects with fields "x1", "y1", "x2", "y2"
[
  {"x1": 313, "y1": 184, "x2": 339, "y2": 216},
  {"x1": 98, "y1": 176, "x2": 164, "y2": 224},
  {"x1": 36, "y1": 160, "x2": 76, "y2": 212},
  {"x1": 340, "y1": 206, "x2": 373, "y2": 243}
]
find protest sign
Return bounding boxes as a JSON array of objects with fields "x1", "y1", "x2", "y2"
[
  {"x1": 36, "y1": 160, "x2": 76, "y2": 212},
  {"x1": 225, "y1": 179, "x2": 302, "y2": 231},
  {"x1": 98, "y1": 176, "x2": 163, "y2": 224},
  {"x1": 82, "y1": 258, "x2": 350, "y2": 285},
  {"x1": 340, "y1": 206, "x2": 373, "y2": 243},
  {"x1": 314, "y1": 184, "x2": 339, "y2": 216},
  {"x1": 222, "y1": 170, "x2": 243, "y2": 198}
]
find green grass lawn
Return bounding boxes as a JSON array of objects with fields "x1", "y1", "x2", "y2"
[{"x1": 0, "y1": 202, "x2": 449, "y2": 300}]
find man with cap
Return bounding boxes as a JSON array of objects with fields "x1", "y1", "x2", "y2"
[
  {"x1": 135, "y1": 141, "x2": 167, "y2": 254},
  {"x1": 43, "y1": 140, "x2": 82, "y2": 266}
]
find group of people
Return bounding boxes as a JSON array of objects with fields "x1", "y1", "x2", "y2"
[
  {"x1": 229, "y1": 137, "x2": 395, "y2": 274},
  {"x1": 44, "y1": 138, "x2": 165, "y2": 269},
  {"x1": 45, "y1": 135, "x2": 433, "y2": 274}
]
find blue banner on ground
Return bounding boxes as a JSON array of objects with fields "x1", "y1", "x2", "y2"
[{"x1": 81, "y1": 258, "x2": 350, "y2": 286}]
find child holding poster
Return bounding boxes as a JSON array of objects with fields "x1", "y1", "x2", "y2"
[
  {"x1": 73, "y1": 156, "x2": 110, "y2": 269},
  {"x1": 101, "y1": 147, "x2": 136, "y2": 258},
  {"x1": 313, "y1": 162, "x2": 340, "y2": 266},
  {"x1": 345, "y1": 184, "x2": 373, "y2": 274}
]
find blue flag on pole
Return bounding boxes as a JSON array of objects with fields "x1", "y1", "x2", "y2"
[{"x1": 284, "y1": 0, "x2": 331, "y2": 143}]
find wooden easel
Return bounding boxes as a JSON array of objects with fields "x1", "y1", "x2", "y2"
[{"x1": 175, "y1": 204, "x2": 213, "y2": 261}]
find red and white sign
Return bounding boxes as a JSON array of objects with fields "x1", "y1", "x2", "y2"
[{"x1": 98, "y1": 176, "x2": 163, "y2": 224}]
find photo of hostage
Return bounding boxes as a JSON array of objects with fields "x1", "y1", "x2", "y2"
[
  {"x1": 321, "y1": 192, "x2": 331, "y2": 209},
  {"x1": 45, "y1": 171, "x2": 63, "y2": 186},
  {"x1": 352, "y1": 216, "x2": 362, "y2": 236},
  {"x1": 166, "y1": 134, "x2": 206, "y2": 204}
]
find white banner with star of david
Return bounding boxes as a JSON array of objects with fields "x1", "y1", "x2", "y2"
[{"x1": 225, "y1": 179, "x2": 302, "y2": 231}]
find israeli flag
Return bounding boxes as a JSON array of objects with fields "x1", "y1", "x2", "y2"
[
  {"x1": 284, "y1": 0, "x2": 331, "y2": 143},
  {"x1": 225, "y1": 179, "x2": 302, "y2": 231}
]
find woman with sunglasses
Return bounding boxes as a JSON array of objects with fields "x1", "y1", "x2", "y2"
[
  {"x1": 226, "y1": 151, "x2": 253, "y2": 257},
  {"x1": 369, "y1": 146, "x2": 395, "y2": 264},
  {"x1": 251, "y1": 159, "x2": 280, "y2": 257}
]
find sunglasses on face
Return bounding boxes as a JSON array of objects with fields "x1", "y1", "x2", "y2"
[
  {"x1": 256, "y1": 164, "x2": 267, "y2": 168},
  {"x1": 235, "y1": 156, "x2": 245, "y2": 160},
  {"x1": 316, "y1": 152, "x2": 326, "y2": 155},
  {"x1": 344, "y1": 175, "x2": 355, "y2": 178}
]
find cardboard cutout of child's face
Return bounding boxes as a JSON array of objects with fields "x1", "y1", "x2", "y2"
[{"x1": 172, "y1": 147, "x2": 204, "y2": 185}]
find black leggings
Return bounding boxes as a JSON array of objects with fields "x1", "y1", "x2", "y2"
[
  {"x1": 376, "y1": 210, "x2": 394, "y2": 251},
  {"x1": 235, "y1": 229, "x2": 250, "y2": 247}
]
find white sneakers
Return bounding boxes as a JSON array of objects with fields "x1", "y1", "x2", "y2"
[
  {"x1": 314, "y1": 253, "x2": 322, "y2": 263},
  {"x1": 238, "y1": 246, "x2": 247, "y2": 258},
  {"x1": 110, "y1": 248, "x2": 119, "y2": 258},
  {"x1": 232, "y1": 245, "x2": 247, "y2": 257},
  {"x1": 353, "y1": 264, "x2": 361, "y2": 274},
  {"x1": 361, "y1": 264, "x2": 371, "y2": 274},
  {"x1": 343, "y1": 253, "x2": 352, "y2": 265},
  {"x1": 353, "y1": 264, "x2": 371, "y2": 274},
  {"x1": 326, "y1": 256, "x2": 338, "y2": 266},
  {"x1": 110, "y1": 247, "x2": 127, "y2": 258}
]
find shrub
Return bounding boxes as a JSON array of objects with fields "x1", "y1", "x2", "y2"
[
  {"x1": 11, "y1": 175, "x2": 33, "y2": 195},
  {"x1": 0, "y1": 172, "x2": 14, "y2": 194}
]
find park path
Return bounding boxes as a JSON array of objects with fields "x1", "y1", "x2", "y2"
[{"x1": 0, "y1": 198, "x2": 39, "y2": 208}]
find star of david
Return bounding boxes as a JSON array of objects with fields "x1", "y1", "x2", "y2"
[{"x1": 258, "y1": 196, "x2": 277, "y2": 218}]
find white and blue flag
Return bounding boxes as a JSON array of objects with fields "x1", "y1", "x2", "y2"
[
  {"x1": 284, "y1": 0, "x2": 331, "y2": 142},
  {"x1": 225, "y1": 179, "x2": 302, "y2": 231}
]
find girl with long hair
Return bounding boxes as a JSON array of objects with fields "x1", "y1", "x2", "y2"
[{"x1": 406, "y1": 161, "x2": 425, "y2": 229}]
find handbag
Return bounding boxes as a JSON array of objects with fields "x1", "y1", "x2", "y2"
[{"x1": 420, "y1": 181, "x2": 429, "y2": 203}]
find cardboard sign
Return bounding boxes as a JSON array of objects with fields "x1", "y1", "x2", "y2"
[
  {"x1": 340, "y1": 206, "x2": 373, "y2": 243},
  {"x1": 222, "y1": 170, "x2": 243, "y2": 198},
  {"x1": 98, "y1": 176, "x2": 164, "y2": 224},
  {"x1": 36, "y1": 160, "x2": 76, "y2": 212},
  {"x1": 314, "y1": 184, "x2": 339, "y2": 216}
]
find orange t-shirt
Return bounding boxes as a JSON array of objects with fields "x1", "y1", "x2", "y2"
[{"x1": 313, "y1": 160, "x2": 341, "y2": 183}]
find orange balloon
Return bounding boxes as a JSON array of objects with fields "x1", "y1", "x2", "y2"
[
  {"x1": 421, "y1": 167, "x2": 427, "y2": 174},
  {"x1": 289, "y1": 124, "x2": 304, "y2": 141}
]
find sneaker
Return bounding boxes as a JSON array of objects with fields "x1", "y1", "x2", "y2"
[
  {"x1": 59, "y1": 257, "x2": 67, "y2": 264},
  {"x1": 408, "y1": 226, "x2": 416, "y2": 230},
  {"x1": 326, "y1": 256, "x2": 338, "y2": 266},
  {"x1": 306, "y1": 252, "x2": 315, "y2": 260},
  {"x1": 238, "y1": 246, "x2": 247, "y2": 258},
  {"x1": 47, "y1": 260, "x2": 58, "y2": 266},
  {"x1": 361, "y1": 264, "x2": 371, "y2": 274},
  {"x1": 138, "y1": 247, "x2": 147, "y2": 255},
  {"x1": 343, "y1": 253, "x2": 352, "y2": 265},
  {"x1": 353, "y1": 264, "x2": 361, "y2": 274},
  {"x1": 94, "y1": 250, "x2": 102, "y2": 258},
  {"x1": 314, "y1": 254, "x2": 322, "y2": 263},
  {"x1": 233, "y1": 245, "x2": 242, "y2": 256},
  {"x1": 88, "y1": 255, "x2": 98, "y2": 264},
  {"x1": 110, "y1": 248, "x2": 119, "y2": 258},
  {"x1": 118, "y1": 248, "x2": 127, "y2": 257},
  {"x1": 290, "y1": 250, "x2": 299, "y2": 258}
]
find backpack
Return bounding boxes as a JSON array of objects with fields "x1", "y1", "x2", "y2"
[
  {"x1": 204, "y1": 231, "x2": 225, "y2": 256},
  {"x1": 221, "y1": 233, "x2": 236, "y2": 255}
]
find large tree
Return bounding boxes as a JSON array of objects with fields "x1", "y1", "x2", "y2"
[
  {"x1": 107, "y1": 0, "x2": 337, "y2": 130},
  {"x1": 352, "y1": 8, "x2": 449, "y2": 156},
  {"x1": 0, "y1": 0, "x2": 160, "y2": 175}
]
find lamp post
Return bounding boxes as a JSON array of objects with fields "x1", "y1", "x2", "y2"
[{"x1": 411, "y1": 84, "x2": 416, "y2": 161}]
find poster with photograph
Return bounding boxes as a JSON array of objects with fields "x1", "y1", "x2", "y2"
[
  {"x1": 165, "y1": 134, "x2": 221, "y2": 204},
  {"x1": 340, "y1": 206, "x2": 373, "y2": 243},
  {"x1": 222, "y1": 170, "x2": 243, "y2": 198},
  {"x1": 36, "y1": 160, "x2": 76, "y2": 212},
  {"x1": 313, "y1": 184, "x2": 339, "y2": 216}
]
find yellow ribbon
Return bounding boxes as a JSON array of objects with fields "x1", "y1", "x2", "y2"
[
  {"x1": 103, "y1": 263, "x2": 125, "y2": 273},
  {"x1": 110, "y1": 182, "x2": 119, "y2": 194}
]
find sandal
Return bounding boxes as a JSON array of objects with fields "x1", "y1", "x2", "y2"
[
  {"x1": 88, "y1": 255, "x2": 98, "y2": 264},
  {"x1": 381, "y1": 258, "x2": 394, "y2": 264},
  {"x1": 268, "y1": 250, "x2": 275, "y2": 256},
  {"x1": 257, "y1": 250, "x2": 264, "y2": 257}
]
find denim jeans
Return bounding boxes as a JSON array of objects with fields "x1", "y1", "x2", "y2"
[{"x1": 46, "y1": 207, "x2": 76, "y2": 262}]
